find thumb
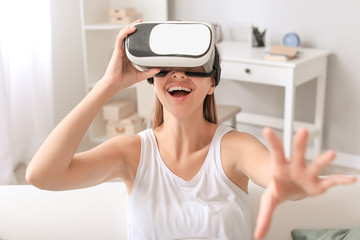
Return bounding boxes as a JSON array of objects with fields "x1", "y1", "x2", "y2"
[
  {"x1": 254, "y1": 187, "x2": 278, "y2": 239},
  {"x1": 138, "y1": 68, "x2": 160, "y2": 81}
]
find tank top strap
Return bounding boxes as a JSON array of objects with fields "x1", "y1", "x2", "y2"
[
  {"x1": 213, "y1": 125, "x2": 233, "y2": 141},
  {"x1": 211, "y1": 125, "x2": 248, "y2": 197},
  {"x1": 130, "y1": 129, "x2": 156, "y2": 198},
  {"x1": 210, "y1": 125, "x2": 233, "y2": 166},
  {"x1": 210, "y1": 125, "x2": 233, "y2": 157}
]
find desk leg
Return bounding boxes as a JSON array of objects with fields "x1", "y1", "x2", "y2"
[
  {"x1": 284, "y1": 81, "x2": 296, "y2": 158},
  {"x1": 314, "y1": 71, "x2": 327, "y2": 156}
]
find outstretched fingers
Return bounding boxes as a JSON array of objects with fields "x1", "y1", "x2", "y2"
[
  {"x1": 320, "y1": 175, "x2": 357, "y2": 190},
  {"x1": 254, "y1": 184, "x2": 279, "y2": 240},
  {"x1": 263, "y1": 127, "x2": 286, "y2": 165},
  {"x1": 306, "y1": 151, "x2": 356, "y2": 195},
  {"x1": 307, "y1": 150, "x2": 336, "y2": 176},
  {"x1": 292, "y1": 128, "x2": 308, "y2": 167}
]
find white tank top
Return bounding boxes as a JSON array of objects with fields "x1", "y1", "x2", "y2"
[{"x1": 127, "y1": 125, "x2": 251, "y2": 240}]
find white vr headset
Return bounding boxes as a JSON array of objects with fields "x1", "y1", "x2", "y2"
[{"x1": 124, "y1": 21, "x2": 221, "y2": 85}]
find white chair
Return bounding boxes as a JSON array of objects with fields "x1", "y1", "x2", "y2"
[{"x1": 217, "y1": 104, "x2": 241, "y2": 129}]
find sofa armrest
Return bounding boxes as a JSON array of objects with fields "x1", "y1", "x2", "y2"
[
  {"x1": 248, "y1": 176, "x2": 360, "y2": 240},
  {"x1": 0, "y1": 182, "x2": 128, "y2": 240},
  {"x1": 2, "y1": 177, "x2": 359, "y2": 240}
]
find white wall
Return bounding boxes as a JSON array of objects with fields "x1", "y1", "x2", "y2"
[
  {"x1": 169, "y1": 0, "x2": 360, "y2": 157},
  {"x1": 49, "y1": 0, "x2": 360, "y2": 158},
  {"x1": 50, "y1": 0, "x2": 85, "y2": 124}
]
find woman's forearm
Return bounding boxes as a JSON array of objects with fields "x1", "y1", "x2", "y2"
[
  {"x1": 26, "y1": 21, "x2": 159, "y2": 189},
  {"x1": 26, "y1": 79, "x2": 118, "y2": 188}
]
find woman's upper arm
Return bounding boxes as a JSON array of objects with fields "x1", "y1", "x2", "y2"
[
  {"x1": 51, "y1": 134, "x2": 141, "y2": 190},
  {"x1": 223, "y1": 131, "x2": 272, "y2": 188}
]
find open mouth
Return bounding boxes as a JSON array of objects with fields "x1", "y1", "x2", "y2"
[{"x1": 167, "y1": 86, "x2": 192, "y2": 97}]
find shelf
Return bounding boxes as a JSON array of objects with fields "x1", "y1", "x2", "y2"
[
  {"x1": 80, "y1": 0, "x2": 167, "y2": 143},
  {"x1": 83, "y1": 23, "x2": 126, "y2": 30}
]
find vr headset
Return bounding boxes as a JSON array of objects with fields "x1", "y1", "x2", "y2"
[{"x1": 124, "y1": 21, "x2": 221, "y2": 86}]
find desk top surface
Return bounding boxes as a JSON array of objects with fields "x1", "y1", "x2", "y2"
[{"x1": 217, "y1": 41, "x2": 330, "y2": 68}]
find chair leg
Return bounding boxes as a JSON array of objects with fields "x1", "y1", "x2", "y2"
[{"x1": 231, "y1": 116, "x2": 237, "y2": 129}]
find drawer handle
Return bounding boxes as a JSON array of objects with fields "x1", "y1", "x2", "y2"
[{"x1": 245, "y1": 68, "x2": 251, "y2": 74}]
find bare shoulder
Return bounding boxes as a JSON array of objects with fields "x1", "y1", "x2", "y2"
[
  {"x1": 88, "y1": 133, "x2": 141, "y2": 157},
  {"x1": 221, "y1": 130, "x2": 266, "y2": 153},
  {"x1": 98, "y1": 134, "x2": 141, "y2": 171},
  {"x1": 221, "y1": 130, "x2": 266, "y2": 169},
  {"x1": 107, "y1": 133, "x2": 141, "y2": 154},
  {"x1": 220, "y1": 130, "x2": 270, "y2": 190}
]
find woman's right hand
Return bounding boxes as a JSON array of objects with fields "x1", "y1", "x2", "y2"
[{"x1": 101, "y1": 19, "x2": 160, "y2": 91}]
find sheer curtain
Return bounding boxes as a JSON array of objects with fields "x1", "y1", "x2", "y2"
[{"x1": 0, "y1": 0, "x2": 54, "y2": 184}]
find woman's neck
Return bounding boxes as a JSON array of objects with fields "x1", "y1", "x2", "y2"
[{"x1": 154, "y1": 110, "x2": 217, "y2": 155}]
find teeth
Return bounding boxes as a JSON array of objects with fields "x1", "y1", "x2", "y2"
[{"x1": 168, "y1": 86, "x2": 192, "y2": 93}]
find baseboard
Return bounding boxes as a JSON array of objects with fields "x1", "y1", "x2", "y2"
[
  {"x1": 331, "y1": 151, "x2": 360, "y2": 170},
  {"x1": 302, "y1": 146, "x2": 360, "y2": 169}
]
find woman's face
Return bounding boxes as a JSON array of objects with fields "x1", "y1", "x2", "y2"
[{"x1": 153, "y1": 70, "x2": 215, "y2": 120}]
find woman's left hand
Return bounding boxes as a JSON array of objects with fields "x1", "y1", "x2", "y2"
[{"x1": 254, "y1": 127, "x2": 357, "y2": 239}]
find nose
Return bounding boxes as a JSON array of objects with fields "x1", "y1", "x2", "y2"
[{"x1": 171, "y1": 71, "x2": 187, "y2": 79}]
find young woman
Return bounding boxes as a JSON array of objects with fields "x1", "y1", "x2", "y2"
[{"x1": 26, "y1": 20, "x2": 356, "y2": 239}]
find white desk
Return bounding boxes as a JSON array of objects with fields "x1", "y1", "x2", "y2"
[{"x1": 218, "y1": 41, "x2": 330, "y2": 157}]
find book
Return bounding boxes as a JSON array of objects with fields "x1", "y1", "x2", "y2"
[
  {"x1": 262, "y1": 45, "x2": 299, "y2": 61},
  {"x1": 262, "y1": 52, "x2": 297, "y2": 62}
]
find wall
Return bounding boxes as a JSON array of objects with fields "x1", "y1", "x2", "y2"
[
  {"x1": 50, "y1": 0, "x2": 85, "y2": 125},
  {"x1": 169, "y1": 0, "x2": 360, "y2": 157}
]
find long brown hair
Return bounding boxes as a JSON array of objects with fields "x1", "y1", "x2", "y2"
[{"x1": 151, "y1": 93, "x2": 218, "y2": 128}]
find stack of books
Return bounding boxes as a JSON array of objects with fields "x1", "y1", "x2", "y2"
[{"x1": 262, "y1": 45, "x2": 299, "y2": 62}]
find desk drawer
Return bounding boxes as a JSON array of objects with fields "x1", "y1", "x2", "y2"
[{"x1": 221, "y1": 61, "x2": 288, "y2": 86}]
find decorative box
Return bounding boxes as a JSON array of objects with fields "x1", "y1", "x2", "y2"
[
  {"x1": 108, "y1": 8, "x2": 136, "y2": 17},
  {"x1": 109, "y1": 16, "x2": 135, "y2": 25},
  {"x1": 106, "y1": 113, "x2": 143, "y2": 138},
  {"x1": 108, "y1": 8, "x2": 136, "y2": 25},
  {"x1": 102, "y1": 99, "x2": 136, "y2": 121}
]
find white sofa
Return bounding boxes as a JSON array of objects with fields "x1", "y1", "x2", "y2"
[{"x1": 1, "y1": 177, "x2": 359, "y2": 240}]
